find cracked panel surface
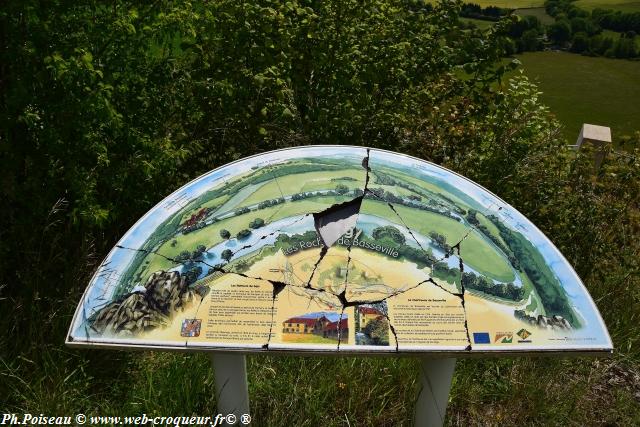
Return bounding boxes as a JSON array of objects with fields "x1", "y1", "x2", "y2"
[{"x1": 67, "y1": 146, "x2": 611, "y2": 354}]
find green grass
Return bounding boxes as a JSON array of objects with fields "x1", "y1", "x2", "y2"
[
  {"x1": 461, "y1": 17, "x2": 496, "y2": 30},
  {"x1": 513, "y1": 51, "x2": 640, "y2": 142},
  {"x1": 4, "y1": 342, "x2": 638, "y2": 425}
]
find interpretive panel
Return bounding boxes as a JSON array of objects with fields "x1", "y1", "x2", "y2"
[{"x1": 67, "y1": 146, "x2": 612, "y2": 354}]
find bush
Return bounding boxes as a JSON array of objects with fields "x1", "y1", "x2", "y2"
[
  {"x1": 236, "y1": 229, "x2": 252, "y2": 239},
  {"x1": 249, "y1": 218, "x2": 265, "y2": 229}
]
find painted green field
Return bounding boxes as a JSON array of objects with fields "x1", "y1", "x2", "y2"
[
  {"x1": 240, "y1": 169, "x2": 364, "y2": 207},
  {"x1": 180, "y1": 194, "x2": 229, "y2": 222},
  {"x1": 136, "y1": 196, "x2": 351, "y2": 278},
  {"x1": 513, "y1": 51, "x2": 640, "y2": 142},
  {"x1": 362, "y1": 200, "x2": 516, "y2": 282},
  {"x1": 382, "y1": 169, "x2": 472, "y2": 209}
]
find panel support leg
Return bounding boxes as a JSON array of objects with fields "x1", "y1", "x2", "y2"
[
  {"x1": 210, "y1": 353, "x2": 250, "y2": 424},
  {"x1": 413, "y1": 358, "x2": 456, "y2": 427}
]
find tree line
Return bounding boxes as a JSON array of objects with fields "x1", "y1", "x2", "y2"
[{"x1": 545, "y1": 0, "x2": 638, "y2": 58}]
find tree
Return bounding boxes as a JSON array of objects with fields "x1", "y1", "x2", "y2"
[
  {"x1": 571, "y1": 32, "x2": 590, "y2": 53},
  {"x1": 249, "y1": 218, "x2": 265, "y2": 229},
  {"x1": 519, "y1": 29, "x2": 542, "y2": 52},
  {"x1": 548, "y1": 20, "x2": 572, "y2": 44},
  {"x1": 235, "y1": 207, "x2": 250, "y2": 215},
  {"x1": 428, "y1": 232, "x2": 450, "y2": 251},
  {"x1": 499, "y1": 36, "x2": 518, "y2": 56},
  {"x1": 570, "y1": 17, "x2": 589, "y2": 34},
  {"x1": 372, "y1": 226, "x2": 406, "y2": 245},
  {"x1": 220, "y1": 229, "x2": 231, "y2": 239},
  {"x1": 176, "y1": 251, "x2": 191, "y2": 262},
  {"x1": 613, "y1": 37, "x2": 637, "y2": 58},
  {"x1": 363, "y1": 317, "x2": 389, "y2": 345},
  {"x1": 236, "y1": 229, "x2": 252, "y2": 239},
  {"x1": 335, "y1": 184, "x2": 349, "y2": 195},
  {"x1": 221, "y1": 249, "x2": 233, "y2": 262}
]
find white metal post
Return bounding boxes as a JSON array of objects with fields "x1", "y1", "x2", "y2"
[
  {"x1": 210, "y1": 353, "x2": 250, "y2": 424},
  {"x1": 414, "y1": 358, "x2": 457, "y2": 427}
]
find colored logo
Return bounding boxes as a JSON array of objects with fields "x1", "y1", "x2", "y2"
[
  {"x1": 495, "y1": 332, "x2": 513, "y2": 343},
  {"x1": 181, "y1": 319, "x2": 202, "y2": 337},
  {"x1": 473, "y1": 332, "x2": 491, "y2": 344},
  {"x1": 517, "y1": 329, "x2": 532, "y2": 340}
]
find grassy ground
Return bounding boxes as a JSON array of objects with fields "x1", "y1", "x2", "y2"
[
  {"x1": 512, "y1": 51, "x2": 640, "y2": 142},
  {"x1": 4, "y1": 343, "x2": 639, "y2": 425}
]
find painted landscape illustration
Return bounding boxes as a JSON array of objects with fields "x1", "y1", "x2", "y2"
[{"x1": 70, "y1": 147, "x2": 610, "y2": 351}]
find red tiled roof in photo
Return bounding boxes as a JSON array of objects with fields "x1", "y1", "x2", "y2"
[
  {"x1": 283, "y1": 317, "x2": 319, "y2": 327},
  {"x1": 323, "y1": 317, "x2": 348, "y2": 331},
  {"x1": 358, "y1": 306, "x2": 382, "y2": 316}
]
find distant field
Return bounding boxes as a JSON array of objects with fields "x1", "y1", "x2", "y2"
[
  {"x1": 463, "y1": 8, "x2": 553, "y2": 29},
  {"x1": 512, "y1": 51, "x2": 640, "y2": 141},
  {"x1": 240, "y1": 169, "x2": 364, "y2": 206},
  {"x1": 461, "y1": 17, "x2": 495, "y2": 30},
  {"x1": 514, "y1": 7, "x2": 555, "y2": 24},
  {"x1": 450, "y1": 0, "x2": 545, "y2": 7},
  {"x1": 574, "y1": 0, "x2": 640, "y2": 11},
  {"x1": 453, "y1": 0, "x2": 640, "y2": 10}
]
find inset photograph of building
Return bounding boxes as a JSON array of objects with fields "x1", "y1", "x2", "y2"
[{"x1": 282, "y1": 311, "x2": 349, "y2": 344}]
